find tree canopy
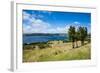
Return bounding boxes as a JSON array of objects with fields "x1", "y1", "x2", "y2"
[{"x1": 68, "y1": 26, "x2": 89, "y2": 48}]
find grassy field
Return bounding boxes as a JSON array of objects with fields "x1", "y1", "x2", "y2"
[{"x1": 23, "y1": 41, "x2": 91, "y2": 62}]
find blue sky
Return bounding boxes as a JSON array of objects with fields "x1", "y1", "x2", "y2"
[{"x1": 23, "y1": 10, "x2": 91, "y2": 33}]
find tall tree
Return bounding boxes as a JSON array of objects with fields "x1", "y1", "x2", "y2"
[
  {"x1": 75, "y1": 30, "x2": 80, "y2": 48},
  {"x1": 78, "y1": 27, "x2": 88, "y2": 46},
  {"x1": 68, "y1": 26, "x2": 76, "y2": 48},
  {"x1": 87, "y1": 33, "x2": 91, "y2": 43},
  {"x1": 84, "y1": 27, "x2": 88, "y2": 39}
]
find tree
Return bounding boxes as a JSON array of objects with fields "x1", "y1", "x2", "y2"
[
  {"x1": 87, "y1": 33, "x2": 91, "y2": 43},
  {"x1": 68, "y1": 26, "x2": 89, "y2": 48},
  {"x1": 84, "y1": 27, "x2": 88, "y2": 41},
  {"x1": 75, "y1": 30, "x2": 80, "y2": 48},
  {"x1": 78, "y1": 27, "x2": 88, "y2": 46},
  {"x1": 68, "y1": 26, "x2": 76, "y2": 48}
]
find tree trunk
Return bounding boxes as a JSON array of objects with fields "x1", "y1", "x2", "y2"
[
  {"x1": 81, "y1": 40, "x2": 84, "y2": 46},
  {"x1": 76, "y1": 40, "x2": 78, "y2": 48},
  {"x1": 72, "y1": 42, "x2": 74, "y2": 48},
  {"x1": 72, "y1": 39, "x2": 75, "y2": 48}
]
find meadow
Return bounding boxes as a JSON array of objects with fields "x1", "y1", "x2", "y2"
[{"x1": 23, "y1": 41, "x2": 91, "y2": 62}]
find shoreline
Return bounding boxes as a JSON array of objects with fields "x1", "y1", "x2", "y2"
[
  {"x1": 23, "y1": 40, "x2": 69, "y2": 45},
  {"x1": 23, "y1": 40, "x2": 69, "y2": 50}
]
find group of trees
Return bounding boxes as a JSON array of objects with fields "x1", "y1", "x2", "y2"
[{"x1": 68, "y1": 26, "x2": 90, "y2": 48}]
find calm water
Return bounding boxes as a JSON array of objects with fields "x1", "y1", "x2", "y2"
[{"x1": 23, "y1": 34, "x2": 68, "y2": 44}]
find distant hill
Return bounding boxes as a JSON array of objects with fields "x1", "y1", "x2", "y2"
[{"x1": 23, "y1": 33, "x2": 67, "y2": 36}]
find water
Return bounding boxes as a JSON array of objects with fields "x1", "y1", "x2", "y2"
[{"x1": 23, "y1": 34, "x2": 68, "y2": 44}]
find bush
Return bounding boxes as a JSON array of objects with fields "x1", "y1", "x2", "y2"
[{"x1": 23, "y1": 42, "x2": 51, "y2": 50}]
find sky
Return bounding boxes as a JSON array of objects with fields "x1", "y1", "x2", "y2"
[{"x1": 22, "y1": 10, "x2": 91, "y2": 34}]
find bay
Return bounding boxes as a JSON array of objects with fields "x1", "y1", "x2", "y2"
[{"x1": 23, "y1": 34, "x2": 68, "y2": 44}]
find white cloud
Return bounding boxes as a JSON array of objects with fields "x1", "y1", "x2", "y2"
[
  {"x1": 23, "y1": 21, "x2": 69, "y2": 34},
  {"x1": 45, "y1": 25, "x2": 70, "y2": 33},
  {"x1": 74, "y1": 21, "x2": 80, "y2": 24},
  {"x1": 23, "y1": 11, "x2": 31, "y2": 20},
  {"x1": 23, "y1": 19, "x2": 51, "y2": 33},
  {"x1": 23, "y1": 11, "x2": 70, "y2": 34},
  {"x1": 23, "y1": 11, "x2": 36, "y2": 25},
  {"x1": 66, "y1": 21, "x2": 81, "y2": 30},
  {"x1": 23, "y1": 11, "x2": 50, "y2": 33}
]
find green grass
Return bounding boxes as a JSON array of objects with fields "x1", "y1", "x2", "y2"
[{"x1": 23, "y1": 42, "x2": 91, "y2": 62}]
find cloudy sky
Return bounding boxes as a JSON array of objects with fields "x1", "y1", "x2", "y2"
[{"x1": 22, "y1": 10, "x2": 91, "y2": 34}]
